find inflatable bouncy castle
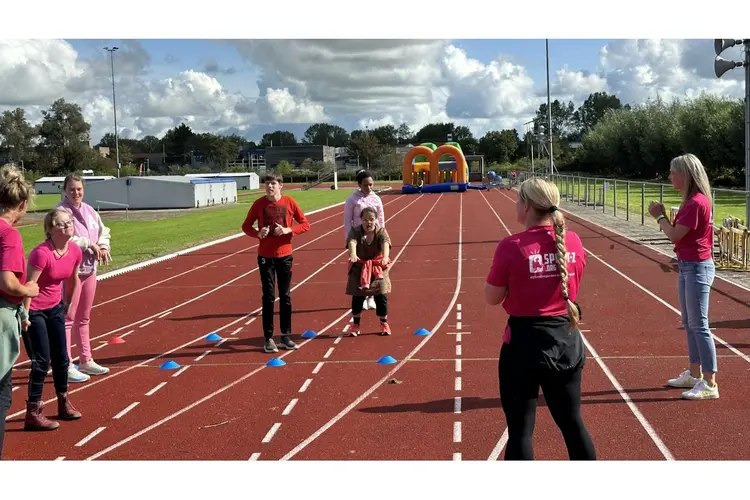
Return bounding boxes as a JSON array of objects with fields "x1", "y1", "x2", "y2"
[{"x1": 401, "y1": 142, "x2": 470, "y2": 194}]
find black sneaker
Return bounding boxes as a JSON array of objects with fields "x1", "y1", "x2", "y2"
[
  {"x1": 264, "y1": 339, "x2": 278, "y2": 353},
  {"x1": 279, "y1": 335, "x2": 298, "y2": 350}
]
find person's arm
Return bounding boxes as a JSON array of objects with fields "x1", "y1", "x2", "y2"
[
  {"x1": 651, "y1": 200, "x2": 694, "y2": 244},
  {"x1": 343, "y1": 195, "x2": 354, "y2": 239},
  {"x1": 242, "y1": 200, "x2": 261, "y2": 239},
  {"x1": 290, "y1": 198, "x2": 310, "y2": 236},
  {"x1": 347, "y1": 228, "x2": 359, "y2": 263},
  {"x1": 21, "y1": 265, "x2": 43, "y2": 316},
  {"x1": 376, "y1": 197, "x2": 386, "y2": 228},
  {"x1": 484, "y1": 239, "x2": 512, "y2": 306},
  {"x1": 64, "y1": 267, "x2": 80, "y2": 316},
  {"x1": 0, "y1": 271, "x2": 34, "y2": 298},
  {"x1": 378, "y1": 228, "x2": 392, "y2": 265}
]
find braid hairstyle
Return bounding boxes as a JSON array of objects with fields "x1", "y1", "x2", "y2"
[{"x1": 518, "y1": 177, "x2": 580, "y2": 331}]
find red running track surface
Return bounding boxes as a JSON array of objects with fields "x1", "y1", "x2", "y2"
[{"x1": 4, "y1": 189, "x2": 749, "y2": 461}]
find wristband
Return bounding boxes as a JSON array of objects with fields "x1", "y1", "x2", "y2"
[{"x1": 656, "y1": 215, "x2": 666, "y2": 224}]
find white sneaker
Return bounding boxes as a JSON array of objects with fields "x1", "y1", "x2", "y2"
[
  {"x1": 667, "y1": 369, "x2": 702, "y2": 388},
  {"x1": 682, "y1": 380, "x2": 719, "y2": 400},
  {"x1": 79, "y1": 360, "x2": 110, "y2": 376},
  {"x1": 68, "y1": 367, "x2": 90, "y2": 383},
  {"x1": 367, "y1": 296, "x2": 376, "y2": 310},
  {"x1": 362, "y1": 298, "x2": 370, "y2": 310}
]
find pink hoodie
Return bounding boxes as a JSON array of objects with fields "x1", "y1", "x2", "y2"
[
  {"x1": 344, "y1": 190, "x2": 385, "y2": 238},
  {"x1": 57, "y1": 198, "x2": 112, "y2": 276}
]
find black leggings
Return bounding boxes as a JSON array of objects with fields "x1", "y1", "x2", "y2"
[
  {"x1": 498, "y1": 329, "x2": 596, "y2": 460},
  {"x1": 351, "y1": 295, "x2": 387, "y2": 317}
]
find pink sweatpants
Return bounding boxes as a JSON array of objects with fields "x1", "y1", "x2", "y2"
[{"x1": 65, "y1": 273, "x2": 98, "y2": 364}]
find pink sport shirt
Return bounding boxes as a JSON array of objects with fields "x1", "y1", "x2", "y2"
[
  {"x1": 673, "y1": 192, "x2": 713, "y2": 262},
  {"x1": 28, "y1": 240, "x2": 83, "y2": 311},
  {"x1": 486, "y1": 225, "x2": 586, "y2": 317}
]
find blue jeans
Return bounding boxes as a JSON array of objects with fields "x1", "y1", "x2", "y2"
[{"x1": 677, "y1": 259, "x2": 717, "y2": 373}]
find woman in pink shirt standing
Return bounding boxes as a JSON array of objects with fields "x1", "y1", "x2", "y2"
[
  {"x1": 485, "y1": 177, "x2": 596, "y2": 460},
  {"x1": 344, "y1": 170, "x2": 385, "y2": 311},
  {"x1": 57, "y1": 174, "x2": 112, "y2": 383},
  {"x1": 21, "y1": 208, "x2": 83, "y2": 430},
  {"x1": 649, "y1": 153, "x2": 718, "y2": 400},
  {"x1": 0, "y1": 166, "x2": 39, "y2": 458}
]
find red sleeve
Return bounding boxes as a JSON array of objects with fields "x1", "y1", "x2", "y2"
[
  {"x1": 242, "y1": 199, "x2": 262, "y2": 238},
  {"x1": 28, "y1": 247, "x2": 48, "y2": 272},
  {"x1": 0, "y1": 230, "x2": 27, "y2": 274},
  {"x1": 486, "y1": 238, "x2": 514, "y2": 287},
  {"x1": 289, "y1": 198, "x2": 310, "y2": 236},
  {"x1": 675, "y1": 199, "x2": 699, "y2": 230}
]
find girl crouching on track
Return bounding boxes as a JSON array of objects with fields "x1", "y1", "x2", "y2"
[
  {"x1": 346, "y1": 207, "x2": 392, "y2": 336},
  {"x1": 484, "y1": 178, "x2": 596, "y2": 460},
  {"x1": 21, "y1": 208, "x2": 83, "y2": 431}
]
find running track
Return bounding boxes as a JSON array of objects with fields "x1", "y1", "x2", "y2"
[{"x1": 4, "y1": 189, "x2": 749, "y2": 460}]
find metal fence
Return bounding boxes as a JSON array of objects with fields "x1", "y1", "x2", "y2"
[{"x1": 536, "y1": 173, "x2": 750, "y2": 270}]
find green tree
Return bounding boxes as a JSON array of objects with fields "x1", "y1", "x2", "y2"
[
  {"x1": 0, "y1": 108, "x2": 36, "y2": 165},
  {"x1": 36, "y1": 98, "x2": 92, "y2": 173},
  {"x1": 302, "y1": 123, "x2": 349, "y2": 146},
  {"x1": 260, "y1": 130, "x2": 297, "y2": 147}
]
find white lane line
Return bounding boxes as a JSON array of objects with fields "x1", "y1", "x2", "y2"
[
  {"x1": 299, "y1": 379, "x2": 313, "y2": 393},
  {"x1": 342, "y1": 324, "x2": 350, "y2": 333},
  {"x1": 54, "y1": 456, "x2": 65, "y2": 461},
  {"x1": 245, "y1": 318, "x2": 256, "y2": 326},
  {"x1": 140, "y1": 320, "x2": 154, "y2": 328},
  {"x1": 172, "y1": 365, "x2": 191, "y2": 378},
  {"x1": 92, "y1": 344, "x2": 107, "y2": 351},
  {"x1": 230, "y1": 327, "x2": 242, "y2": 336},
  {"x1": 216, "y1": 338, "x2": 228, "y2": 347},
  {"x1": 282, "y1": 398, "x2": 298, "y2": 416},
  {"x1": 145, "y1": 382, "x2": 167, "y2": 396},
  {"x1": 456, "y1": 344, "x2": 462, "y2": 356},
  {"x1": 454, "y1": 397, "x2": 461, "y2": 414},
  {"x1": 194, "y1": 351, "x2": 211, "y2": 361},
  {"x1": 119, "y1": 330, "x2": 135, "y2": 338},
  {"x1": 455, "y1": 359, "x2": 462, "y2": 373},
  {"x1": 456, "y1": 304, "x2": 462, "y2": 311},
  {"x1": 278, "y1": 194, "x2": 462, "y2": 461},
  {"x1": 158, "y1": 311, "x2": 172, "y2": 319},
  {"x1": 262, "y1": 423, "x2": 281, "y2": 443},
  {"x1": 323, "y1": 347, "x2": 334, "y2": 359},
  {"x1": 75, "y1": 427, "x2": 106, "y2": 447},
  {"x1": 453, "y1": 452, "x2": 462, "y2": 461},
  {"x1": 334, "y1": 336, "x2": 343, "y2": 344},
  {"x1": 456, "y1": 321, "x2": 462, "y2": 330},
  {"x1": 453, "y1": 422, "x2": 462, "y2": 443},
  {"x1": 248, "y1": 452, "x2": 261, "y2": 461},
  {"x1": 487, "y1": 429, "x2": 509, "y2": 461},
  {"x1": 312, "y1": 363, "x2": 324, "y2": 375},
  {"x1": 455, "y1": 377, "x2": 462, "y2": 391},
  {"x1": 456, "y1": 312, "x2": 462, "y2": 321},
  {"x1": 113, "y1": 402, "x2": 140, "y2": 420}
]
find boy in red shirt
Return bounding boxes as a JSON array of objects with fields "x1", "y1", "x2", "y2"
[{"x1": 242, "y1": 174, "x2": 310, "y2": 353}]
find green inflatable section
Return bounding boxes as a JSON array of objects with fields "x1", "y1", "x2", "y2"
[
  {"x1": 440, "y1": 141, "x2": 463, "y2": 161},
  {"x1": 415, "y1": 142, "x2": 437, "y2": 163}
]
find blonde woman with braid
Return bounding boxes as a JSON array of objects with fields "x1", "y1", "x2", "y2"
[
  {"x1": 648, "y1": 154, "x2": 718, "y2": 400},
  {"x1": 484, "y1": 178, "x2": 596, "y2": 461}
]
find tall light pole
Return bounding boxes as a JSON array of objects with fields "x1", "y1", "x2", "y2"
[
  {"x1": 104, "y1": 46, "x2": 120, "y2": 178},
  {"x1": 545, "y1": 39, "x2": 554, "y2": 175},
  {"x1": 714, "y1": 39, "x2": 749, "y2": 225}
]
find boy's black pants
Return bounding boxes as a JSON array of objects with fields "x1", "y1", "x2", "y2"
[{"x1": 258, "y1": 255, "x2": 293, "y2": 340}]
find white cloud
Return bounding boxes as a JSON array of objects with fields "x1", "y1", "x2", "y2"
[{"x1": 0, "y1": 38, "x2": 745, "y2": 146}]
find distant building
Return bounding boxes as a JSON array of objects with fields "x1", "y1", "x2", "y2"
[{"x1": 264, "y1": 145, "x2": 335, "y2": 170}]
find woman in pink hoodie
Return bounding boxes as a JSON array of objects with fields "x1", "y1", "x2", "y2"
[
  {"x1": 57, "y1": 174, "x2": 112, "y2": 383},
  {"x1": 343, "y1": 170, "x2": 385, "y2": 311}
]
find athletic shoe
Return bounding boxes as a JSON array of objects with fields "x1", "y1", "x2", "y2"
[
  {"x1": 78, "y1": 361, "x2": 110, "y2": 376},
  {"x1": 279, "y1": 336, "x2": 298, "y2": 350},
  {"x1": 682, "y1": 380, "x2": 719, "y2": 400},
  {"x1": 350, "y1": 324, "x2": 360, "y2": 337},
  {"x1": 67, "y1": 367, "x2": 90, "y2": 383},
  {"x1": 264, "y1": 339, "x2": 278, "y2": 353},
  {"x1": 380, "y1": 322, "x2": 392, "y2": 336},
  {"x1": 667, "y1": 369, "x2": 702, "y2": 388}
]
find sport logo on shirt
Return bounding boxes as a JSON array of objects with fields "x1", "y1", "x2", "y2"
[{"x1": 528, "y1": 252, "x2": 577, "y2": 275}]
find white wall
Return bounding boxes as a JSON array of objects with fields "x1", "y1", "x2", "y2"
[{"x1": 193, "y1": 180, "x2": 237, "y2": 207}]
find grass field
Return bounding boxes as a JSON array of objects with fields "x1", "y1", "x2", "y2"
[
  {"x1": 17, "y1": 189, "x2": 354, "y2": 272},
  {"x1": 551, "y1": 176, "x2": 747, "y2": 223}
]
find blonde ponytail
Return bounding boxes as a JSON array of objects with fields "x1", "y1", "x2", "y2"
[{"x1": 551, "y1": 209, "x2": 580, "y2": 331}]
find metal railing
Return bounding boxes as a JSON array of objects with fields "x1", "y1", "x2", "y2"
[
  {"x1": 95, "y1": 200, "x2": 130, "y2": 220},
  {"x1": 302, "y1": 169, "x2": 337, "y2": 190},
  {"x1": 530, "y1": 173, "x2": 750, "y2": 270}
]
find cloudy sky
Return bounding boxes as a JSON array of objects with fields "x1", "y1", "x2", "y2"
[{"x1": 0, "y1": 38, "x2": 745, "y2": 145}]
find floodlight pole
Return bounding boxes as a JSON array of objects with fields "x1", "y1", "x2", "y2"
[
  {"x1": 546, "y1": 39, "x2": 553, "y2": 175},
  {"x1": 104, "y1": 46, "x2": 120, "y2": 178}
]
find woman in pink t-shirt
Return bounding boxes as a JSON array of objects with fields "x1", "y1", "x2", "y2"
[
  {"x1": 649, "y1": 153, "x2": 718, "y2": 400},
  {"x1": 20, "y1": 208, "x2": 83, "y2": 431},
  {"x1": 485, "y1": 178, "x2": 595, "y2": 460}
]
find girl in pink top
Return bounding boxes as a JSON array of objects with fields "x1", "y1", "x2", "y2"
[
  {"x1": 57, "y1": 173, "x2": 112, "y2": 383},
  {"x1": 21, "y1": 208, "x2": 83, "y2": 431},
  {"x1": 344, "y1": 170, "x2": 385, "y2": 311},
  {"x1": 649, "y1": 153, "x2": 718, "y2": 400},
  {"x1": 485, "y1": 178, "x2": 595, "y2": 461}
]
